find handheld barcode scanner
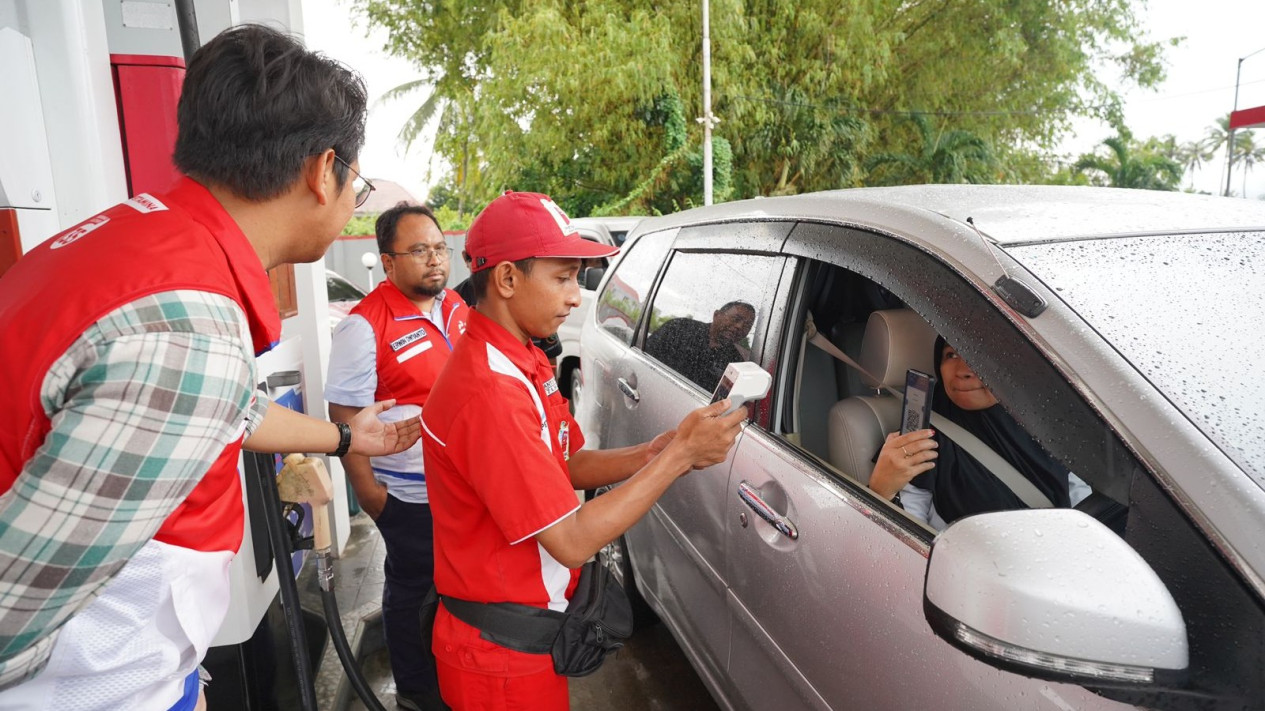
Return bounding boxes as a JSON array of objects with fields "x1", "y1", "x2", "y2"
[{"x1": 711, "y1": 362, "x2": 773, "y2": 416}]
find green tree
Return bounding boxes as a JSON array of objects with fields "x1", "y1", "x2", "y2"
[
  {"x1": 864, "y1": 113, "x2": 998, "y2": 185},
  {"x1": 1175, "y1": 138, "x2": 1213, "y2": 190},
  {"x1": 356, "y1": 0, "x2": 1171, "y2": 212},
  {"x1": 1197, "y1": 114, "x2": 1265, "y2": 195},
  {"x1": 1234, "y1": 131, "x2": 1265, "y2": 198},
  {"x1": 1073, "y1": 131, "x2": 1183, "y2": 190}
]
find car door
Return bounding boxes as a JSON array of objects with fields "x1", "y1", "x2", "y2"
[
  {"x1": 583, "y1": 228, "x2": 679, "y2": 452},
  {"x1": 606, "y1": 221, "x2": 795, "y2": 698},
  {"x1": 723, "y1": 221, "x2": 1140, "y2": 710}
]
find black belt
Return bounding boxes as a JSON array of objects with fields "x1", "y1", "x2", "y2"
[{"x1": 440, "y1": 596, "x2": 566, "y2": 654}]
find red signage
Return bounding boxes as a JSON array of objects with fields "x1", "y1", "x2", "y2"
[{"x1": 1229, "y1": 105, "x2": 1265, "y2": 131}]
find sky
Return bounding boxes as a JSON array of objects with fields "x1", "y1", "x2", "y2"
[
  {"x1": 297, "y1": 0, "x2": 436, "y2": 202},
  {"x1": 298, "y1": 0, "x2": 1265, "y2": 202}
]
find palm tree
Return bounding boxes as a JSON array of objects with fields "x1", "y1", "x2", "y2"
[
  {"x1": 1073, "y1": 133, "x2": 1183, "y2": 191},
  {"x1": 379, "y1": 78, "x2": 445, "y2": 153},
  {"x1": 379, "y1": 77, "x2": 490, "y2": 217},
  {"x1": 1235, "y1": 131, "x2": 1265, "y2": 197},
  {"x1": 864, "y1": 113, "x2": 997, "y2": 185},
  {"x1": 1199, "y1": 114, "x2": 1261, "y2": 196},
  {"x1": 1198, "y1": 116, "x2": 1233, "y2": 160},
  {"x1": 1177, "y1": 139, "x2": 1213, "y2": 190}
]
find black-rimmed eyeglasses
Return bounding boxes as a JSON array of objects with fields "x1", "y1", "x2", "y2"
[{"x1": 334, "y1": 155, "x2": 375, "y2": 208}]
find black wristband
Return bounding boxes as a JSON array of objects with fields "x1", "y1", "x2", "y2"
[
  {"x1": 891, "y1": 492, "x2": 903, "y2": 508},
  {"x1": 331, "y1": 421, "x2": 352, "y2": 458}
]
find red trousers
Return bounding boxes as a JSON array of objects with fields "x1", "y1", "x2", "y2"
[{"x1": 436, "y1": 660, "x2": 568, "y2": 711}]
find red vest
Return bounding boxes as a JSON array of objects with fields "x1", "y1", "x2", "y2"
[
  {"x1": 349, "y1": 279, "x2": 468, "y2": 406},
  {"x1": 0, "y1": 178, "x2": 280, "y2": 554}
]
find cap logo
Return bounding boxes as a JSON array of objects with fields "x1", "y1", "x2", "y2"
[{"x1": 539, "y1": 198, "x2": 578, "y2": 237}]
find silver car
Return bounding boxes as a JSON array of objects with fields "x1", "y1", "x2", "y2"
[
  {"x1": 557, "y1": 217, "x2": 642, "y2": 412},
  {"x1": 576, "y1": 186, "x2": 1265, "y2": 710}
]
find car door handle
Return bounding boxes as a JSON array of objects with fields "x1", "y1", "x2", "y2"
[
  {"x1": 617, "y1": 378, "x2": 640, "y2": 403},
  {"x1": 737, "y1": 480, "x2": 799, "y2": 540}
]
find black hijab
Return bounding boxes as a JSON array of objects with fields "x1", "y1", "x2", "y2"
[{"x1": 910, "y1": 336, "x2": 1072, "y2": 523}]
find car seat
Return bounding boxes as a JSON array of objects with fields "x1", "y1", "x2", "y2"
[{"x1": 824, "y1": 309, "x2": 937, "y2": 486}]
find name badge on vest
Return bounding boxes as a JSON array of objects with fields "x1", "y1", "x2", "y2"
[
  {"x1": 557, "y1": 420, "x2": 570, "y2": 461},
  {"x1": 543, "y1": 377, "x2": 559, "y2": 397},
  {"x1": 391, "y1": 327, "x2": 432, "y2": 363}
]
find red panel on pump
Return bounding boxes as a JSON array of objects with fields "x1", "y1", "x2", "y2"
[
  {"x1": 0, "y1": 209, "x2": 20, "y2": 278},
  {"x1": 111, "y1": 54, "x2": 185, "y2": 197}
]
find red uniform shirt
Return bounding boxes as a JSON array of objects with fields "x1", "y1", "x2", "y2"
[{"x1": 421, "y1": 310, "x2": 584, "y2": 676}]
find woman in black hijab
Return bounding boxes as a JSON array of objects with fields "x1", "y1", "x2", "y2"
[{"x1": 868, "y1": 336, "x2": 1088, "y2": 529}]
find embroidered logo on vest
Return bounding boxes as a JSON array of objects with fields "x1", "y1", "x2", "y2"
[
  {"x1": 50, "y1": 215, "x2": 110, "y2": 250},
  {"x1": 125, "y1": 193, "x2": 169, "y2": 213}
]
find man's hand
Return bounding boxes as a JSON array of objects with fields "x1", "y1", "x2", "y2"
[
  {"x1": 665, "y1": 399, "x2": 747, "y2": 472},
  {"x1": 346, "y1": 399, "x2": 421, "y2": 457}
]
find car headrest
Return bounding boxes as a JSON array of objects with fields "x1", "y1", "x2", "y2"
[{"x1": 857, "y1": 309, "x2": 938, "y2": 390}]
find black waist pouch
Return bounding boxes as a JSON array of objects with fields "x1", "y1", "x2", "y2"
[
  {"x1": 550, "y1": 560, "x2": 635, "y2": 676},
  {"x1": 440, "y1": 560, "x2": 634, "y2": 677}
]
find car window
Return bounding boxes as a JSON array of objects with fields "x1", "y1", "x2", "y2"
[
  {"x1": 772, "y1": 225, "x2": 1265, "y2": 707},
  {"x1": 595, "y1": 230, "x2": 674, "y2": 345},
  {"x1": 643, "y1": 251, "x2": 784, "y2": 392},
  {"x1": 577, "y1": 235, "x2": 609, "y2": 273},
  {"x1": 1009, "y1": 232, "x2": 1265, "y2": 487}
]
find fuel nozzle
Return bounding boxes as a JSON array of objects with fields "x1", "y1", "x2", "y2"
[{"x1": 277, "y1": 453, "x2": 337, "y2": 591}]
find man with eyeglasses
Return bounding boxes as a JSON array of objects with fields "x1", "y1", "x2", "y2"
[
  {"x1": 326, "y1": 202, "x2": 468, "y2": 711},
  {"x1": 0, "y1": 25, "x2": 419, "y2": 710}
]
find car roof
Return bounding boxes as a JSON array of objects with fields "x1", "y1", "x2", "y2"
[
  {"x1": 633, "y1": 185, "x2": 1265, "y2": 246},
  {"x1": 572, "y1": 216, "x2": 644, "y2": 238},
  {"x1": 568, "y1": 218, "x2": 615, "y2": 244}
]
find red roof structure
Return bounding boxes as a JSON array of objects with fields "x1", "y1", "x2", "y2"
[
  {"x1": 355, "y1": 179, "x2": 423, "y2": 215},
  {"x1": 1230, "y1": 105, "x2": 1265, "y2": 131}
]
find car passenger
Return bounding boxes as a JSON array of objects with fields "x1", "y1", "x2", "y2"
[
  {"x1": 644, "y1": 301, "x2": 756, "y2": 389},
  {"x1": 868, "y1": 336, "x2": 1090, "y2": 529}
]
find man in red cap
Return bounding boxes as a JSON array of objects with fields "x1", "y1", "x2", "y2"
[{"x1": 421, "y1": 191, "x2": 747, "y2": 709}]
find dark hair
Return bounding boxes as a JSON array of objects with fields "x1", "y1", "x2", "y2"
[
  {"x1": 173, "y1": 24, "x2": 367, "y2": 201},
  {"x1": 375, "y1": 202, "x2": 444, "y2": 253},
  {"x1": 471, "y1": 258, "x2": 535, "y2": 302},
  {"x1": 719, "y1": 300, "x2": 756, "y2": 316}
]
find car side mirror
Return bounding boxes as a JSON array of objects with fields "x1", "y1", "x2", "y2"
[
  {"x1": 582, "y1": 267, "x2": 606, "y2": 291},
  {"x1": 924, "y1": 509, "x2": 1188, "y2": 689}
]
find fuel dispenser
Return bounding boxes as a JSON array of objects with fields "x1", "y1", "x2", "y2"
[{"x1": 1, "y1": 2, "x2": 390, "y2": 708}]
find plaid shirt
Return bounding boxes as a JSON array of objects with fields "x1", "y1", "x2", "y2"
[{"x1": 0, "y1": 290, "x2": 270, "y2": 688}]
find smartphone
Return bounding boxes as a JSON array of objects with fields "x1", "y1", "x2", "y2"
[
  {"x1": 710, "y1": 362, "x2": 773, "y2": 416},
  {"x1": 900, "y1": 369, "x2": 936, "y2": 434}
]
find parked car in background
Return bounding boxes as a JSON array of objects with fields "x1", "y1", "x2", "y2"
[
  {"x1": 556, "y1": 217, "x2": 642, "y2": 412},
  {"x1": 578, "y1": 186, "x2": 1265, "y2": 710},
  {"x1": 326, "y1": 268, "x2": 367, "y2": 330},
  {"x1": 582, "y1": 215, "x2": 644, "y2": 246}
]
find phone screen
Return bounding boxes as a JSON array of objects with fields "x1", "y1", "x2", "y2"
[
  {"x1": 711, "y1": 372, "x2": 736, "y2": 404},
  {"x1": 901, "y1": 369, "x2": 935, "y2": 434}
]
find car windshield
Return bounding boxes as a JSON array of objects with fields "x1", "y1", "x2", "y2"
[{"x1": 1009, "y1": 231, "x2": 1265, "y2": 487}]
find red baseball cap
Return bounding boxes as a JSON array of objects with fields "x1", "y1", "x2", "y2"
[{"x1": 465, "y1": 191, "x2": 619, "y2": 272}]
